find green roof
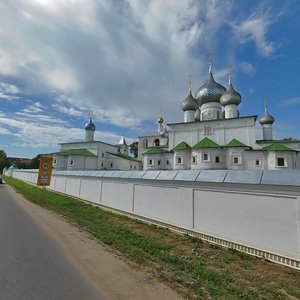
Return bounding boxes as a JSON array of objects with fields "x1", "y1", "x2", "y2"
[
  {"x1": 193, "y1": 137, "x2": 220, "y2": 149},
  {"x1": 106, "y1": 152, "x2": 140, "y2": 162},
  {"x1": 144, "y1": 147, "x2": 170, "y2": 155},
  {"x1": 226, "y1": 139, "x2": 249, "y2": 148},
  {"x1": 173, "y1": 142, "x2": 191, "y2": 151},
  {"x1": 256, "y1": 139, "x2": 300, "y2": 144},
  {"x1": 55, "y1": 149, "x2": 97, "y2": 157},
  {"x1": 263, "y1": 143, "x2": 294, "y2": 152}
]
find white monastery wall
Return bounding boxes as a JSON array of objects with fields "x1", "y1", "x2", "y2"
[
  {"x1": 65, "y1": 177, "x2": 81, "y2": 197},
  {"x1": 193, "y1": 190, "x2": 300, "y2": 259},
  {"x1": 80, "y1": 178, "x2": 101, "y2": 204},
  {"x1": 7, "y1": 169, "x2": 300, "y2": 269},
  {"x1": 134, "y1": 185, "x2": 193, "y2": 229},
  {"x1": 101, "y1": 181, "x2": 134, "y2": 212}
]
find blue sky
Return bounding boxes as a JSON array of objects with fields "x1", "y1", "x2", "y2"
[{"x1": 0, "y1": 0, "x2": 300, "y2": 158}]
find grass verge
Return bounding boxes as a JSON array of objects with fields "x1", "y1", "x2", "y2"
[{"x1": 4, "y1": 176, "x2": 300, "y2": 300}]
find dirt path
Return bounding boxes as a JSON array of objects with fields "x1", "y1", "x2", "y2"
[{"x1": 6, "y1": 185, "x2": 184, "y2": 300}]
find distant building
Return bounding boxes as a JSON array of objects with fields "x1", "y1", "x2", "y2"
[
  {"x1": 138, "y1": 62, "x2": 300, "y2": 171},
  {"x1": 52, "y1": 118, "x2": 141, "y2": 171}
]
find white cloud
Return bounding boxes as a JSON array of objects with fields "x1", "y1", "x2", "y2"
[
  {"x1": 0, "y1": 82, "x2": 21, "y2": 94},
  {"x1": 15, "y1": 112, "x2": 69, "y2": 125},
  {"x1": 238, "y1": 62, "x2": 256, "y2": 75},
  {"x1": 22, "y1": 102, "x2": 45, "y2": 113},
  {"x1": 230, "y1": 9, "x2": 277, "y2": 57},
  {"x1": 279, "y1": 97, "x2": 300, "y2": 107},
  {"x1": 0, "y1": 114, "x2": 134, "y2": 149},
  {"x1": 0, "y1": 82, "x2": 22, "y2": 101},
  {"x1": 0, "y1": 93, "x2": 21, "y2": 101},
  {"x1": 0, "y1": 0, "x2": 236, "y2": 124},
  {"x1": 53, "y1": 104, "x2": 84, "y2": 118},
  {"x1": 0, "y1": 127, "x2": 12, "y2": 135}
]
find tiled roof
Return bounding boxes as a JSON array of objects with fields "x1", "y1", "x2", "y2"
[
  {"x1": 106, "y1": 152, "x2": 140, "y2": 162},
  {"x1": 263, "y1": 143, "x2": 295, "y2": 151},
  {"x1": 193, "y1": 137, "x2": 220, "y2": 149},
  {"x1": 144, "y1": 147, "x2": 170, "y2": 154},
  {"x1": 173, "y1": 142, "x2": 191, "y2": 151},
  {"x1": 54, "y1": 149, "x2": 97, "y2": 157},
  {"x1": 226, "y1": 139, "x2": 249, "y2": 147}
]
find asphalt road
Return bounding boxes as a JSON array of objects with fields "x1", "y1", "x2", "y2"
[{"x1": 0, "y1": 184, "x2": 104, "y2": 300}]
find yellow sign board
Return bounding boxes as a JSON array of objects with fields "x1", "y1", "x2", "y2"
[{"x1": 37, "y1": 157, "x2": 53, "y2": 186}]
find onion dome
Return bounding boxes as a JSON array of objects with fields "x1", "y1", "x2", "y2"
[
  {"x1": 259, "y1": 111, "x2": 274, "y2": 125},
  {"x1": 195, "y1": 108, "x2": 200, "y2": 121},
  {"x1": 181, "y1": 86, "x2": 198, "y2": 112},
  {"x1": 259, "y1": 98, "x2": 275, "y2": 125},
  {"x1": 195, "y1": 64, "x2": 226, "y2": 106},
  {"x1": 220, "y1": 74, "x2": 241, "y2": 106},
  {"x1": 85, "y1": 118, "x2": 95, "y2": 131},
  {"x1": 157, "y1": 115, "x2": 164, "y2": 125}
]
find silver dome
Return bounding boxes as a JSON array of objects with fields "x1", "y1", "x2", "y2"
[
  {"x1": 85, "y1": 118, "x2": 96, "y2": 131},
  {"x1": 220, "y1": 83, "x2": 241, "y2": 106},
  {"x1": 259, "y1": 111, "x2": 274, "y2": 125},
  {"x1": 195, "y1": 71, "x2": 226, "y2": 106},
  {"x1": 181, "y1": 90, "x2": 198, "y2": 112},
  {"x1": 195, "y1": 108, "x2": 200, "y2": 121}
]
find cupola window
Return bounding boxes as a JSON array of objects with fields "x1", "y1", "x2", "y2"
[{"x1": 154, "y1": 139, "x2": 160, "y2": 146}]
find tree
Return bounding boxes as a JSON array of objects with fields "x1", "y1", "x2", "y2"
[
  {"x1": 129, "y1": 141, "x2": 138, "y2": 158},
  {"x1": 0, "y1": 150, "x2": 9, "y2": 174},
  {"x1": 28, "y1": 154, "x2": 42, "y2": 169},
  {"x1": 282, "y1": 137, "x2": 300, "y2": 142}
]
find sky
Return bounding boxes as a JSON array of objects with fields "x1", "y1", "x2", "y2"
[{"x1": 0, "y1": 0, "x2": 300, "y2": 159}]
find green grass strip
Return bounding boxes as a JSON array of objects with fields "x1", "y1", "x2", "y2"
[{"x1": 3, "y1": 176, "x2": 300, "y2": 300}]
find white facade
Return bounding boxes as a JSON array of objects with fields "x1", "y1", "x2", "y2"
[{"x1": 52, "y1": 123, "x2": 142, "y2": 171}]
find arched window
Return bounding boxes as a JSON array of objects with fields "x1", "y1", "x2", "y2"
[
  {"x1": 143, "y1": 139, "x2": 148, "y2": 148},
  {"x1": 154, "y1": 138, "x2": 160, "y2": 146}
]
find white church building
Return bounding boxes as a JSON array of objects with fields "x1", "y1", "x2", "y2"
[
  {"x1": 138, "y1": 63, "x2": 300, "y2": 171},
  {"x1": 52, "y1": 118, "x2": 142, "y2": 171}
]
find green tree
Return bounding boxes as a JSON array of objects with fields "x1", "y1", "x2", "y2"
[
  {"x1": 28, "y1": 154, "x2": 42, "y2": 169},
  {"x1": 282, "y1": 137, "x2": 299, "y2": 142},
  {"x1": 129, "y1": 141, "x2": 138, "y2": 158},
  {"x1": 0, "y1": 150, "x2": 9, "y2": 174}
]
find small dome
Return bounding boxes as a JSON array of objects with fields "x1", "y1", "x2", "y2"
[
  {"x1": 259, "y1": 111, "x2": 274, "y2": 125},
  {"x1": 157, "y1": 116, "x2": 164, "y2": 125},
  {"x1": 195, "y1": 71, "x2": 226, "y2": 106},
  {"x1": 85, "y1": 118, "x2": 96, "y2": 131},
  {"x1": 181, "y1": 90, "x2": 198, "y2": 112},
  {"x1": 220, "y1": 83, "x2": 241, "y2": 106},
  {"x1": 195, "y1": 108, "x2": 200, "y2": 121}
]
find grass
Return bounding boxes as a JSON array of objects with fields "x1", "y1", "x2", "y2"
[{"x1": 4, "y1": 176, "x2": 300, "y2": 300}]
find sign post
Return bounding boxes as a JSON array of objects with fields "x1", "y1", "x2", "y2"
[{"x1": 37, "y1": 157, "x2": 53, "y2": 200}]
